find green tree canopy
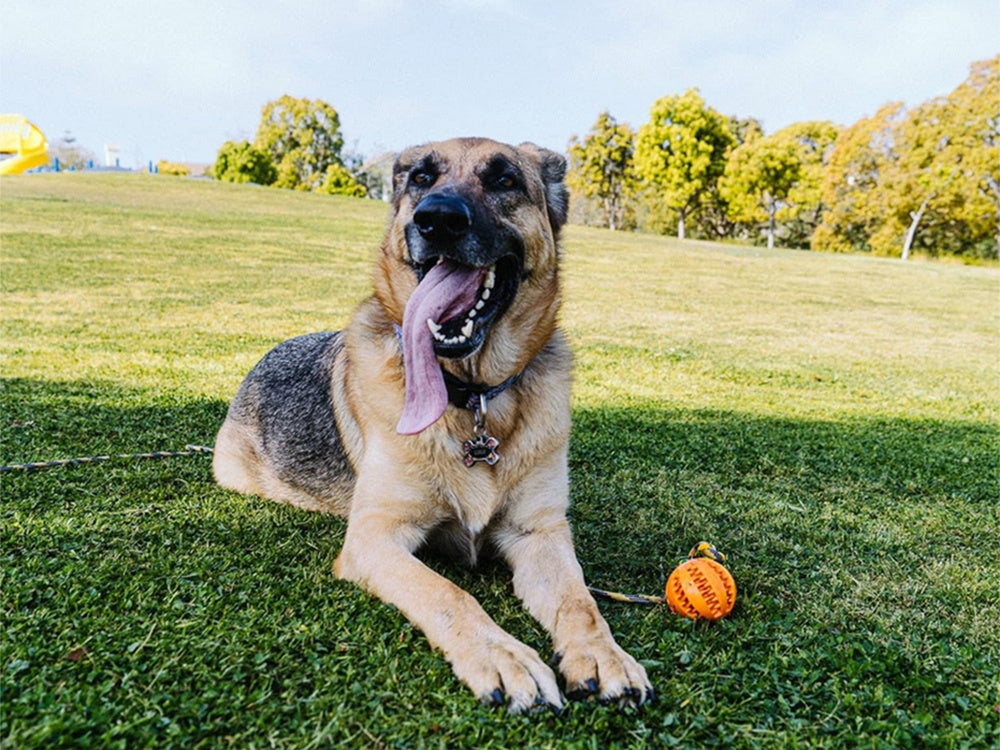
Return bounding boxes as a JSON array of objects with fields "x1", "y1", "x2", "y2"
[
  {"x1": 634, "y1": 88, "x2": 735, "y2": 239},
  {"x1": 211, "y1": 140, "x2": 277, "y2": 185},
  {"x1": 871, "y1": 97, "x2": 967, "y2": 259},
  {"x1": 815, "y1": 56, "x2": 998, "y2": 259},
  {"x1": 316, "y1": 162, "x2": 368, "y2": 198},
  {"x1": 253, "y1": 95, "x2": 361, "y2": 194},
  {"x1": 719, "y1": 132, "x2": 802, "y2": 249},
  {"x1": 567, "y1": 111, "x2": 637, "y2": 230},
  {"x1": 813, "y1": 103, "x2": 903, "y2": 254},
  {"x1": 946, "y1": 55, "x2": 999, "y2": 258}
]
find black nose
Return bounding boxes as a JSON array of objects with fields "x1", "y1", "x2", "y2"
[{"x1": 413, "y1": 193, "x2": 473, "y2": 240}]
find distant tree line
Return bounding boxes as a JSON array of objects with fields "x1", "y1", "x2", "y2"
[
  {"x1": 567, "y1": 56, "x2": 998, "y2": 260},
  {"x1": 211, "y1": 95, "x2": 388, "y2": 199}
]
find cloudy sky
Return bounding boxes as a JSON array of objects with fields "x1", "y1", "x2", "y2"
[{"x1": 2, "y1": 1, "x2": 996, "y2": 167}]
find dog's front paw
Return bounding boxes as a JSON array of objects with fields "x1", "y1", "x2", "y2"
[
  {"x1": 555, "y1": 635, "x2": 653, "y2": 708},
  {"x1": 449, "y1": 631, "x2": 563, "y2": 714}
]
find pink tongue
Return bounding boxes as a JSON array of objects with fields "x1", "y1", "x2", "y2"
[{"x1": 397, "y1": 260, "x2": 486, "y2": 435}]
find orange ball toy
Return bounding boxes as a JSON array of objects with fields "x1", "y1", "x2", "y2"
[{"x1": 665, "y1": 557, "x2": 737, "y2": 621}]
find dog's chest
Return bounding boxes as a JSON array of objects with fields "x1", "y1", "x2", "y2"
[
  {"x1": 437, "y1": 464, "x2": 501, "y2": 530},
  {"x1": 419, "y1": 466, "x2": 504, "y2": 566}
]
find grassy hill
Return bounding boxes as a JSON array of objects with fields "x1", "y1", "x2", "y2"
[{"x1": 2, "y1": 174, "x2": 998, "y2": 748}]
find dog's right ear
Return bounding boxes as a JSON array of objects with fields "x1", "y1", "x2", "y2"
[{"x1": 519, "y1": 143, "x2": 569, "y2": 233}]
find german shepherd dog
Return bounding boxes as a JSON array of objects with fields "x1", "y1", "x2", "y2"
[{"x1": 213, "y1": 138, "x2": 652, "y2": 712}]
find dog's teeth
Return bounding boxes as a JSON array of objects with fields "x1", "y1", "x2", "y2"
[
  {"x1": 461, "y1": 320, "x2": 474, "y2": 338},
  {"x1": 484, "y1": 268, "x2": 496, "y2": 289},
  {"x1": 476, "y1": 300, "x2": 485, "y2": 310},
  {"x1": 482, "y1": 288, "x2": 490, "y2": 300},
  {"x1": 457, "y1": 335, "x2": 467, "y2": 343},
  {"x1": 467, "y1": 308, "x2": 476, "y2": 318},
  {"x1": 427, "y1": 318, "x2": 442, "y2": 335}
]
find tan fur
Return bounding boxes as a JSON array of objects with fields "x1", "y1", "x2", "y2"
[{"x1": 214, "y1": 138, "x2": 651, "y2": 712}]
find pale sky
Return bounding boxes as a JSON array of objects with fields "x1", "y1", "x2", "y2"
[{"x1": 2, "y1": 1, "x2": 996, "y2": 167}]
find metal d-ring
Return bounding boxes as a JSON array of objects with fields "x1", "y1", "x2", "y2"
[
  {"x1": 464, "y1": 393, "x2": 500, "y2": 467},
  {"x1": 474, "y1": 393, "x2": 488, "y2": 435}
]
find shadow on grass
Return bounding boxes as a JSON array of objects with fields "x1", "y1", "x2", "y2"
[
  {"x1": 5, "y1": 375, "x2": 994, "y2": 490},
  {"x1": 3, "y1": 374, "x2": 996, "y2": 567},
  {"x1": 568, "y1": 404, "x2": 998, "y2": 597},
  {"x1": 2, "y1": 377, "x2": 998, "y2": 747},
  {"x1": 1, "y1": 377, "x2": 227, "y2": 465},
  {"x1": 4, "y1": 373, "x2": 995, "y2": 591}
]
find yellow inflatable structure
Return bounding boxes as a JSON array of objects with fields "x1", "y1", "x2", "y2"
[{"x1": 0, "y1": 115, "x2": 49, "y2": 175}]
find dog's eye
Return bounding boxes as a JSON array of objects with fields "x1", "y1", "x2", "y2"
[
  {"x1": 410, "y1": 171, "x2": 435, "y2": 187},
  {"x1": 495, "y1": 174, "x2": 518, "y2": 190}
]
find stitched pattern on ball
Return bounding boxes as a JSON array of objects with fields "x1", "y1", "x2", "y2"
[{"x1": 666, "y1": 559, "x2": 736, "y2": 620}]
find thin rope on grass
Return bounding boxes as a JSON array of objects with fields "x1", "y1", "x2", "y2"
[
  {"x1": 587, "y1": 586, "x2": 665, "y2": 606},
  {"x1": 0, "y1": 444, "x2": 214, "y2": 473}
]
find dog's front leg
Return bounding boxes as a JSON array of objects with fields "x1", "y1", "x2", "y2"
[
  {"x1": 334, "y1": 464, "x2": 562, "y2": 713},
  {"x1": 495, "y1": 461, "x2": 654, "y2": 707}
]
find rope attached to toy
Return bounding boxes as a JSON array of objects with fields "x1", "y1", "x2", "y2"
[
  {"x1": 0, "y1": 444, "x2": 214, "y2": 473},
  {"x1": 587, "y1": 587, "x2": 665, "y2": 605},
  {"x1": 587, "y1": 542, "x2": 736, "y2": 620}
]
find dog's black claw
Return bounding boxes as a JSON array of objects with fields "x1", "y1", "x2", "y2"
[
  {"x1": 528, "y1": 695, "x2": 559, "y2": 715},
  {"x1": 483, "y1": 688, "x2": 505, "y2": 708},
  {"x1": 550, "y1": 651, "x2": 563, "y2": 668},
  {"x1": 567, "y1": 677, "x2": 601, "y2": 701},
  {"x1": 646, "y1": 687, "x2": 657, "y2": 704}
]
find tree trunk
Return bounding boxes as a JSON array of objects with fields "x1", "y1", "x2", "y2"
[
  {"x1": 766, "y1": 200, "x2": 776, "y2": 250},
  {"x1": 677, "y1": 209, "x2": 686, "y2": 240},
  {"x1": 989, "y1": 177, "x2": 1000, "y2": 260},
  {"x1": 901, "y1": 195, "x2": 931, "y2": 260}
]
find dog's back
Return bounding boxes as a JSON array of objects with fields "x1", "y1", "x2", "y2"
[{"x1": 213, "y1": 332, "x2": 355, "y2": 513}]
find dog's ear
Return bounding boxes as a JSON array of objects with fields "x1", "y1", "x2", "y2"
[{"x1": 519, "y1": 143, "x2": 569, "y2": 232}]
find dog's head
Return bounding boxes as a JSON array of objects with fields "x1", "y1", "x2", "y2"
[{"x1": 373, "y1": 138, "x2": 568, "y2": 433}]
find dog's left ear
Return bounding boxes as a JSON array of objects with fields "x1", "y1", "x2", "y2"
[{"x1": 519, "y1": 143, "x2": 569, "y2": 232}]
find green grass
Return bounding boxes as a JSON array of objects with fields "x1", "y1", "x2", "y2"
[{"x1": 2, "y1": 173, "x2": 998, "y2": 749}]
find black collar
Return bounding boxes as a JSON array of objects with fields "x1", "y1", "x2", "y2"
[
  {"x1": 393, "y1": 324, "x2": 521, "y2": 411},
  {"x1": 441, "y1": 369, "x2": 521, "y2": 411}
]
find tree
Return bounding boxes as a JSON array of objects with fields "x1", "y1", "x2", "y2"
[
  {"x1": 871, "y1": 98, "x2": 965, "y2": 259},
  {"x1": 316, "y1": 162, "x2": 368, "y2": 197},
  {"x1": 719, "y1": 132, "x2": 802, "y2": 249},
  {"x1": 777, "y1": 121, "x2": 841, "y2": 247},
  {"x1": 684, "y1": 117, "x2": 762, "y2": 241},
  {"x1": 813, "y1": 103, "x2": 903, "y2": 254},
  {"x1": 728, "y1": 116, "x2": 764, "y2": 147},
  {"x1": 870, "y1": 57, "x2": 999, "y2": 260},
  {"x1": 212, "y1": 140, "x2": 277, "y2": 185},
  {"x1": 947, "y1": 55, "x2": 1000, "y2": 258},
  {"x1": 634, "y1": 89, "x2": 735, "y2": 239},
  {"x1": 254, "y1": 95, "x2": 358, "y2": 192},
  {"x1": 567, "y1": 111, "x2": 637, "y2": 230}
]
